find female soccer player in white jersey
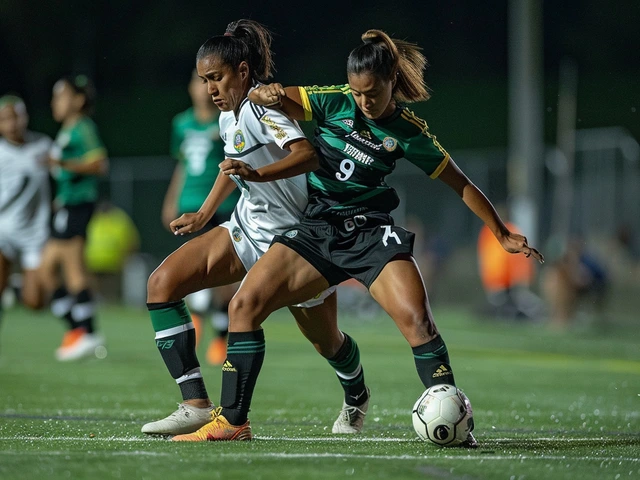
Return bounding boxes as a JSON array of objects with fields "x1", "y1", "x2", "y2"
[
  {"x1": 142, "y1": 19, "x2": 370, "y2": 438},
  {"x1": 174, "y1": 29, "x2": 544, "y2": 444},
  {"x1": 0, "y1": 95, "x2": 52, "y2": 328}
]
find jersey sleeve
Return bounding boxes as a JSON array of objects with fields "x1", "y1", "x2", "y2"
[
  {"x1": 298, "y1": 84, "x2": 353, "y2": 123},
  {"x1": 404, "y1": 128, "x2": 450, "y2": 179},
  {"x1": 78, "y1": 120, "x2": 108, "y2": 162},
  {"x1": 252, "y1": 103, "x2": 306, "y2": 150}
]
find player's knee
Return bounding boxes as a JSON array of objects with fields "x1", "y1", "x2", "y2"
[
  {"x1": 147, "y1": 265, "x2": 176, "y2": 301},
  {"x1": 228, "y1": 290, "x2": 265, "y2": 326}
]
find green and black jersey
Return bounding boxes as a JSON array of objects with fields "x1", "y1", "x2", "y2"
[
  {"x1": 299, "y1": 84, "x2": 450, "y2": 219},
  {"x1": 52, "y1": 116, "x2": 106, "y2": 206},
  {"x1": 171, "y1": 107, "x2": 239, "y2": 215}
]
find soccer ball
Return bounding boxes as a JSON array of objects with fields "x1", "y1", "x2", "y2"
[{"x1": 412, "y1": 384, "x2": 474, "y2": 446}]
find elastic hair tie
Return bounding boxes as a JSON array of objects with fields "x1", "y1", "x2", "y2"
[{"x1": 224, "y1": 32, "x2": 233, "y2": 37}]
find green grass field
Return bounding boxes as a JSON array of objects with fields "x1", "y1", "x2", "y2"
[{"x1": 0, "y1": 302, "x2": 638, "y2": 479}]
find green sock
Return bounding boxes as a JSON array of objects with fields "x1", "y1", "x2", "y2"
[
  {"x1": 148, "y1": 300, "x2": 208, "y2": 401},
  {"x1": 412, "y1": 335, "x2": 456, "y2": 388},
  {"x1": 327, "y1": 333, "x2": 368, "y2": 406}
]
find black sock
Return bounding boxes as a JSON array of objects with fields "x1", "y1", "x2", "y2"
[
  {"x1": 412, "y1": 335, "x2": 456, "y2": 388},
  {"x1": 327, "y1": 333, "x2": 368, "y2": 406},
  {"x1": 148, "y1": 300, "x2": 208, "y2": 401},
  {"x1": 71, "y1": 289, "x2": 96, "y2": 333},
  {"x1": 51, "y1": 286, "x2": 75, "y2": 330},
  {"x1": 220, "y1": 330, "x2": 265, "y2": 425}
]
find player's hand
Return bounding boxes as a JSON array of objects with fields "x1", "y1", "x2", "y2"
[
  {"x1": 219, "y1": 159, "x2": 260, "y2": 182},
  {"x1": 248, "y1": 83, "x2": 286, "y2": 107},
  {"x1": 170, "y1": 212, "x2": 209, "y2": 236},
  {"x1": 161, "y1": 204, "x2": 177, "y2": 232},
  {"x1": 499, "y1": 232, "x2": 545, "y2": 264}
]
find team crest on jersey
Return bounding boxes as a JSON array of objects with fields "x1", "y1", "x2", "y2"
[
  {"x1": 342, "y1": 119, "x2": 354, "y2": 128},
  {"x1": 232, "y1": 227, "x2": 242, "y2": 242},
  {"x1": 285, "y1": 230, "x2": 298, "y2": 238},
  {"x1": 233, "y1": 130, "x2": 245, "y2": 152},
  {"x1": 382, "y1": 137, "x2": 398, "y2": 152}
]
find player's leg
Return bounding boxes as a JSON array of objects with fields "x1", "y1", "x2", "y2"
[
  {"x1": 142, "y1": 227, "x2": 246, "y2": 436},
  {"x1": 54, "y1": 236, "x2": 105, "y2": 361},
  {"x1": 289, "y1": 292, "x2": 371, "y2": 433},
  {"x1": 20, "y1": 269, "x2": 46, "y2": 310},
  {"x1": 369, "y1": 254, "x2": 457, "y2": 388},
  {"x1": 172, "y1": 243, "x2": 328, "y2": 441},
  {"x1": 370, "y1": 255, "x2": 477, "y2": 448},
  {"x1": 0, "y1": 253, "x2": 10, "y2": 342}
]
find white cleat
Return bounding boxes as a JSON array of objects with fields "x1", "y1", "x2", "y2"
[
  {"x1": 141, "y1": 403, "x2": 216, "y2": 436},
  {"x1": 332, "y1": 388, "x2": 370, "y2": 434},
  {"x1": 55, "y1": 331, "x2": 105, "y2": 361}
]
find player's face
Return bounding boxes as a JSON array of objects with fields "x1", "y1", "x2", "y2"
[
  {"x1": 188, "y1": 71, "x2": 216, "y2": 110},
  {"x1": 0, "y1": 103, "x2": 28, "y2": 143},
  {"x1": 51, "y1": 80, "x2": 83, "y2": 122},
  {"x1": 348, "y1": 72, "x2": 396, "y2": 120},
  {"x1": 196, "y1": 55, "x2": 249, "y2": 113}
]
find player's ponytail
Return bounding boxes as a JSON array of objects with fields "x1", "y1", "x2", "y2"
[
  {"x1": 196, "y1": 19, "x2": 275, "y2": 84},
  {"x1": 347, "y1": 29, "x2": 430, "y2": 103}
]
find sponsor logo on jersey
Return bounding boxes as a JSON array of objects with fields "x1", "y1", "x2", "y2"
[
  {"x1": 383, "y1": 136, "x2": 398, "y2": 152},
  {"x1": 285, "y1": 230, "x2": 298, "y2": 238},
  {"x1": 232, "y1": 227, "x2": 242, "y2": 242},
  {"x1": 343, "y1": 143, "x2": 374, "y2": 165},
  {"x1": 360, "y1": 130, "x2": 372, "y2": 139},
  {"x1": 432, "y1": 364, "x2": 453, "y2": 378},
  {"x1": 342, "y1": 119, "x2": 354, "y2": 128},
  {"x1": 346, "y1": 131, "x2": 382, "y2": 151},
  {"x1": 260, "y1": 115, "x2": 288, "y2": 140},
  {"x1": 233, "y1": 130, "x2": 245, "y2": 152}
]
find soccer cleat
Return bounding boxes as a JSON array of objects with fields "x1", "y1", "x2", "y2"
[
  {"x1": 171, "y1": 407, "x2": 252, "y2": 441},
  {"x1": 141, "y1": 403, "x2": 215, "y2": 436},
  {"x1": 55, "y1": 329, "x2": 105, "y2": 361},
  {"x1": 459, "y1": 431, "x2": 478, "y2": 448},
  {"x1": 206, "y1": 337, "x2": 227, "y2": 366},
  {"x1": 332, "y1": 387, "x2": 370, "y2": 434}
]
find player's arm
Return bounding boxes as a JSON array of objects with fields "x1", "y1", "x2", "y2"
[
  {"x1": 50, "y1": 152, "x2": 108, "y2": 175},
  {"x1": 437, "y1": 158, "x2": 544, "y2": 263},
  {"x1": 249, "y1": 84, "x2": 306, "y2": 121},
  {"x1": 219, "y1": 138, "x2": 318, "y2": 183},
  {"x1": 170, "y1": 171, "x2": 236, "y2": 236}
]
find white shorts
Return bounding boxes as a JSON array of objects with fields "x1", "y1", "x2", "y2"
[
  {"x1": 0, "y1": 230, "x2": 47, "y2": 270},
  {"x1": 221, "y1": 216, "x2": 335, "y2": 309}
]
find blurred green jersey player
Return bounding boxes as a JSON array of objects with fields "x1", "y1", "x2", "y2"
[{"x1": 39, "y1": 75, "x2": 109, "y2": 362}]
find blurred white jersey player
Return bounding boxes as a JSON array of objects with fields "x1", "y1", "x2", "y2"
[{"x1": 0, "y1": 95, "x2": 52, "y2": 317}]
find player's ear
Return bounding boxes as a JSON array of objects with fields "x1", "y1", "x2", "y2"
[{"x1": 239, "y1": 61, "x2": 249, "y2": 81}]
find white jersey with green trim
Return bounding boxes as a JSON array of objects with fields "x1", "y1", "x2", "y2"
[
  {"x1": 0, "y1": 131, "x2": 52, "y2": 232},
  {"x1": 218, "y1": 89, "x2": 308, "y2": 251}
]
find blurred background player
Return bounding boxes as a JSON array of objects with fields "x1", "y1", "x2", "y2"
[
  {"x1": 0, "y1": 95, "x2": 52, "y2": 346},
  {"x1": 39, "y1": 75, "x2": 109, "y2": 361},
  {"x1": 161, "y1": 70, "x2": 241, "y2": 365}
]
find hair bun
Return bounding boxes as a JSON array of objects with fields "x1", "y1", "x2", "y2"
[{"x1": 361, "y1": 29, "x2": 384, "y2": 45}]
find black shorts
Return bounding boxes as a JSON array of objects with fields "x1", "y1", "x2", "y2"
[
  {"x1": 50, "y1": 202, "x2": 95, "y2": 240},
  {"x1": 272, "y1": 212, "x2": 415, "y2": 288}
]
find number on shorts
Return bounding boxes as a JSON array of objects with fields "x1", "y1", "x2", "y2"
[{"x1": 335, "y1": 159, "x2": 355, "y2": 181}]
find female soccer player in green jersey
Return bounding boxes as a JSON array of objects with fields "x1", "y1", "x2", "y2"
[
  {"x1": 178, "y1": 29, "x2": 544, "y2": 445},
  {"x1": 39, "y1": 75, "x2": 109, "y2": 361},
  {"x1": 144, "y1": 19, "x2": 370, "y2": 439}
]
